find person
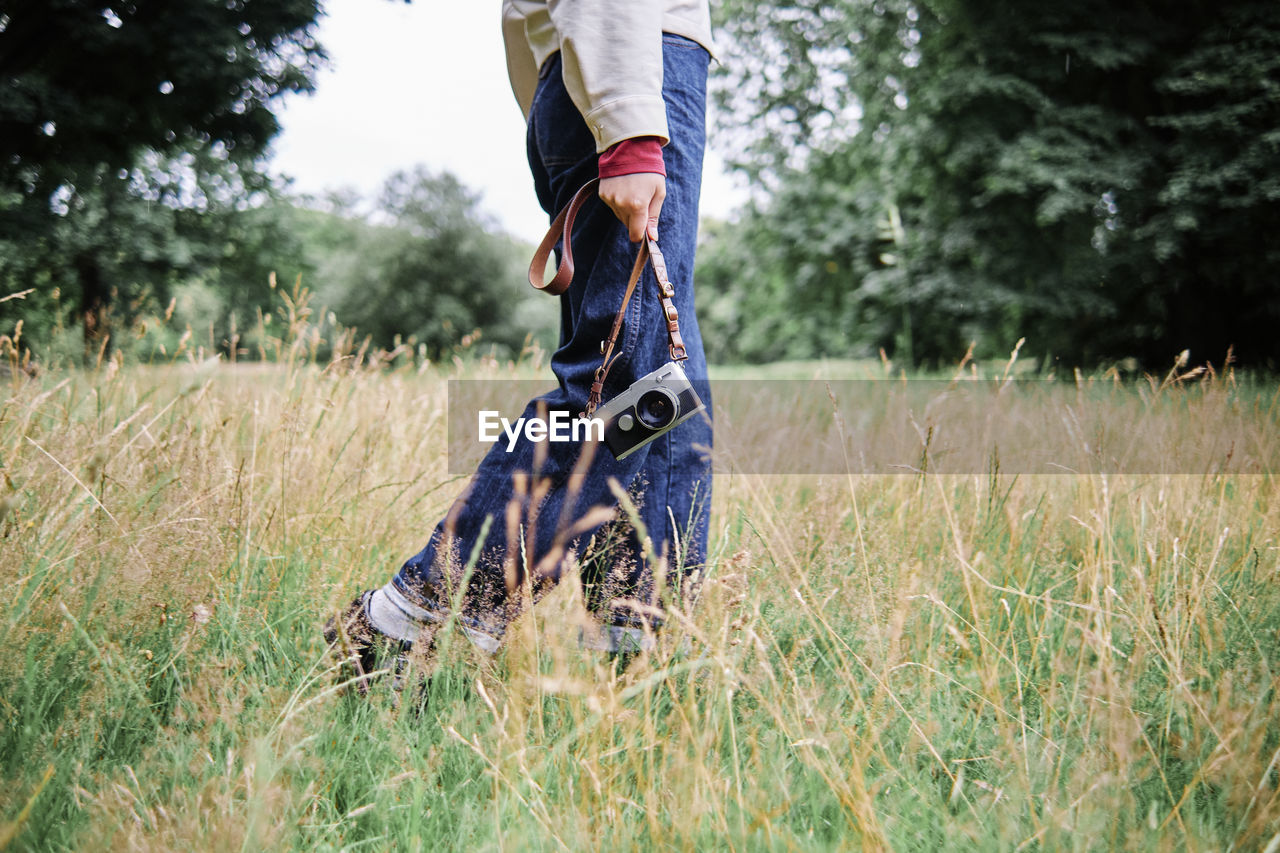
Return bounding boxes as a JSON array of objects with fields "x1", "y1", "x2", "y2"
[{"x1": 325, "y1": 1, "x2": 715, "y2": 687}]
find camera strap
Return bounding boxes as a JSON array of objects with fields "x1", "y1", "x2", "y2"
[{"x1": 528, "y1": 178, "x2": 688, "y2": 418}]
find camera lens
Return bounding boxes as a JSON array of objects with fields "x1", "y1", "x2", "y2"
[{"x1": 635, "y1": 388, "x2": 678, "y2": 430}]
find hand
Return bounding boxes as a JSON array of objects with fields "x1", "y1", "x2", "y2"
[{"x1": 599, "y1": 173, "x2": 666, "y2": 243}]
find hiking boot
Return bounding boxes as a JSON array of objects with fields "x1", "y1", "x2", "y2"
[{"x1": 323, "y1": 590, "x2": 414, "y2": 697}]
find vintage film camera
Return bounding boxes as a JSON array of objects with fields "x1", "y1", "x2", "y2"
[{"x1": 593, "y1": 361, "x2": 705, "y2": 460}]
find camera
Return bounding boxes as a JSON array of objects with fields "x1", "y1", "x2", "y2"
[{"x1": 593, "y1": 361, "x2": 705, "y2": 460}]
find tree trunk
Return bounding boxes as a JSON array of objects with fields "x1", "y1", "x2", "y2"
[{"x1": 77, "y1": 254, "x2": 109, "y2": 364}]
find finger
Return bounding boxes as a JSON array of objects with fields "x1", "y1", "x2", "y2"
[
  {"x1": 628, "y1": 207, "x2": 648, "y2": 243},
  {"x1": 646, "y1": 189, "x2": 665, "y2": 241},
  {"x1": 599, "y1": 190, "x2": 643, "y2": 242},
  {"x1": 606, "y1": 195, "x2": 642, "y2": 241}
]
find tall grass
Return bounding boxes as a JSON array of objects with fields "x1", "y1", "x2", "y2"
[{"x1": 0, "y1": 297, "x2": 1277, "y2": 850}]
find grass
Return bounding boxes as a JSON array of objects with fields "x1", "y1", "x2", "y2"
[{"x1": 0, "y1": 308, "x2": 1278, "y2": 850}]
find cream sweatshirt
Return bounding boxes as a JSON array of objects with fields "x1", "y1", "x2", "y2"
[{"x1": 501, "y1": 0, "x2": 714, "y2": 153}]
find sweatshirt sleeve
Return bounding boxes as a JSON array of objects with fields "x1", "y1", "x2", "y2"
[
  {"x1": 597, "y1": 136, "x2": 666, "y2": 178},
  {"x1": 546, "y1": 0, "x2": 667, "y2": 152}
]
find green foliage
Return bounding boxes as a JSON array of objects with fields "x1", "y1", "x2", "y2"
[
  {"x1": 0, "y1": 0, "x2": 325, "y2": 357},
  {"x1": 0, "y1": 150, "x2": 310, "y2": 364},
  {"x1": 704, "y1": 0, "x2": 1280, "y2": 368},
  {"x1": 0, "y1": 0, "x2": 324, "y2": 200},
  {"x1": 295, "y1": 168, "x2": 557, "y2": 360}
]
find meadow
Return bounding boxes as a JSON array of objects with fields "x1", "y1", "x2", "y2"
[{"x1": 1, "y1": 308, "x2": 1278, "y2": 851}]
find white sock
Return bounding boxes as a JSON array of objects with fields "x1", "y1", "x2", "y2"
[
  {"x1": 368, "y1": 582, "x2": 502, "y2": 654},
  {"x1": 365, "y1": 585, "x2": 434, "y2": 643}
]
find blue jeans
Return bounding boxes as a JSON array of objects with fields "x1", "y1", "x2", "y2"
[{"x1": 391, "y1": 36, "x2": 713, "y2": 643}]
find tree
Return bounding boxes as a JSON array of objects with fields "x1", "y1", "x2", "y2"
[
  {"x1": 1, "y1": 0, "x2": 323, "y2": 201},
  {"x1": 0, "y1": 0, "x2": 325, "y2": 355},
  {"x1": 297, "y1": 168, "x2": 558, "y2": 360},
  {"x1": 706, "y1": 0, "x2": 1280, "y2": 368},
  {"x1": 0, "y1": 144, "x2": 310, "y2": 362}
]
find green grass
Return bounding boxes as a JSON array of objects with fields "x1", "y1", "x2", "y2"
[{"x1": 0, "y1": 322, "x2": 1278, "y2": 850}]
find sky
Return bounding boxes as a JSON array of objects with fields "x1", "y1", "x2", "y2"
[{"x1": 269, "y1": 1, "x2": 746, "y2": 244}]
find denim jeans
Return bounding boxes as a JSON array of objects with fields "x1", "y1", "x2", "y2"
[{"x1": 389, "y1": 36, "x2": 713, "y2": 646}]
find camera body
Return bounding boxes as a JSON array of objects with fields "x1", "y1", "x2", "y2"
[{"x1": 593, "y1": 361, "x2": 705, "y2": 460}]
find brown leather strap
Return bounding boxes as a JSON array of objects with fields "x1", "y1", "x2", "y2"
[
  {"x1": 528, "y1": 178, "x2": 598, "y2": 295},
  {"x1": 528, "y1": 179, "x2": 689, "y2": 417},
  {"x1": 646, "y1": 238, "x2": 688, "y2": 362},
  {"x1": 585, "y1": 243, "x2": 650, "y2": 416}
]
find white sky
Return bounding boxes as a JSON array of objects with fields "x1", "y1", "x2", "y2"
[{"x1": 269, "y1": 0, "x2": 745, "y2": 244}]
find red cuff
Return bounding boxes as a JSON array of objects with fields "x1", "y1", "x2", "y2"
[{"x1": 597, "y1": 136, "x2": 666, "y2": 179}]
